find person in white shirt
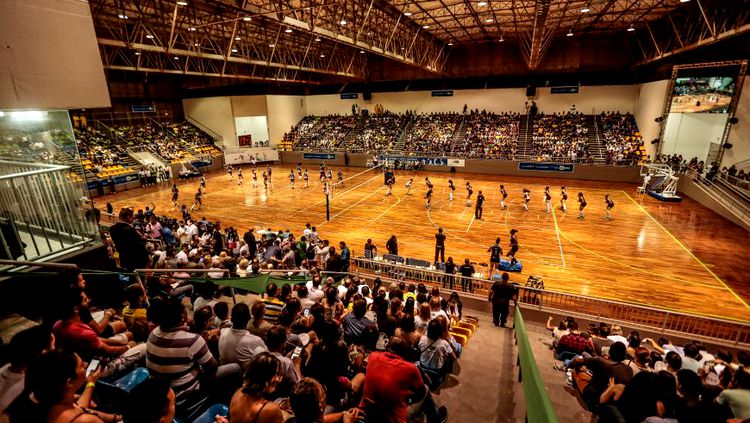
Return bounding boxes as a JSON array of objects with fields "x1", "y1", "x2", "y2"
[
  {"x1": 0, "y1": 326, "x2": 54, "y2": 416},
  {"x1": 176, "y1": 244, "x2": 189, "y2": 263},
  {"x1": 218, "y1": 303, "x2": 267, "y2": 370},
  {"x1": 186, "y1": 220, "x2": 199, "y2": 239},
  {"x1": 314, "y1": 240, "x2": 330, "y2": 266},
  {"x1": 306, "y1": 276, "x2": 325, "y2": 302},
  {"x1": 302, "y1": 223, "x2": 312, "y2": 240}
]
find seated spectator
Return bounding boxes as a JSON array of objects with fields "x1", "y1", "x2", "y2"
[
  {"x1": 717, "y1": 367, "x2": 750, "y2": 420},
  {"x1": 218, "y1": 302, "x2": 267, "y2": 370},
  {"x1": 576, "y1": 341, "x2": 634, "y2": 412},
  {"x1": 361, "y1": 337, "x2": 448, "y2": 423},
  {"x1": 262, "y1": 283, "x2": 285, "y2": 324},
  {"x1": 0, "y1": 326, "x2": 54, "y2": 416},
  {"x1": 264, "y1": 326, "x2": 301, "y2": 397},
  {"x1": 249, "y1": 301, "x2": 273, "y2": 338},
  {"x1": 305, "y1": 321, "x2": 351, "y2": 408},
  {"x1": 343, "y1": 298, "x2": 376, "y2": 345},
  {"x1": 219, "y1": 353, "x2": 285, "y2": 423},
  {"x1": 123, "y1": 378, "x2": 176, "y2": 423},
  {"x1": 122, "y1": 283, "x2": 150, "y2": 341},
  {"x1": 288, "y1": 378, "x2": 363, "y2": 423},
  {"x1": 555, "y1": 321, "x2": 591, "y2": 356},
  {"x1": 418, "y1": 320, "x2": 457, "y2": 384}
]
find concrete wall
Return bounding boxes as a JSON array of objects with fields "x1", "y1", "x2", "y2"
[
  {"x1": 183, "y1": 97, "x2": 236, "y2": 148},
  {"x1": 0, "y1": 0, "x2": 110, "y2": 110},
  {"x1": 723, "y1": 78, "x2": 750, "y2": 168},
  {"x1": 279, "y1": 152, "x2": 642, "y2": 183},
  {"x1": 661, "y1": 113, "x2": 728, "y2": 162},
  {"x1": 633, "y1": 80, "x2": 670, "y2": 159},
  {"x1": 304, "y1": 85, "x2": 638, "y2": 116},
  {"x1": 267, "y1": 95, "x2": 307, "y2": 147}
]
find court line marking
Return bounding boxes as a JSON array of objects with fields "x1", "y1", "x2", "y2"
[
  {"x1": 319, "y1": 186, "x2": 386, "y2": 224},
  {"x1": 296, "y1": 170, "x2": 384, "y2": 214},
  {"x1": 372, "y1": 193, "x2": 405, "y2": 223},
  {"x1": 551, "y1": 206, "x2": 566, "y2": 268},
  {"x1": 621, "y1": 190, "x2": 750, "y2": 310},
  {"x1": 466, "y1": 216, "x2": 476, "y2": 232}
]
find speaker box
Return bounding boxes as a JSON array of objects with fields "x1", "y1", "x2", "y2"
[
  {"x1": 526, "y1": 86, "x2": 537, "y2": 97},
  {"x1": 363, "y1": 92, "x2": 372, "y2": 101}
]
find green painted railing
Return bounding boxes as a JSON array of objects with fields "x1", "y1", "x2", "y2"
[{"x1": 514, "y1": 307, "x2": 559, "y2": 423}]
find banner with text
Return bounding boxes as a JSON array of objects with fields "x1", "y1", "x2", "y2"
[
  {"x1": 518, "y1": 162, "x2": 575, "y2": 172},
  {"x1": 379, "y1": 155, "x2": 465, "y2": 167},
  {"x1": 225, "y1": 148, "x2": 280, "y2": 165},
  {"x1": 303, "y1": 153, "x2": 336, "y2": 160}
]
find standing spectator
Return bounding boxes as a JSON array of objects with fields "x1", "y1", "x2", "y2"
[
  {"x1": 243, "y1": 228, "x2": 257, "y2": 258},
  {"x1": 488, "y1": 272, "x2": 516, "y2": 327},
  {"x1": 458, "y1": 259, "x2": 474, "y2": 293},
  {"x1": 386, "y1": 235, "x2": 399, "y2": 255},
  {"x1": 339, "y1": 241, "x2": 351, "y2": 273},
  {"x1": 434, "y1": 228, "x2": 446, "y2": 264},
  {"x1": 109, "y1": 208, "x2": 148, "y2": 272},
  {"x1": 364, "y1": 239, "x2": 378, "y2": 259}
]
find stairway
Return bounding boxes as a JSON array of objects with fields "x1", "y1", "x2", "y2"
[
  {"x1": 587, "y1": 115, "x2": 607, "y2": 164},
  {"x1": 388, "y1": 114, "x2": 415, "y2": 153},
  {"x1": 338, "y1": 113, "x2": 368, "y2": 150},
  {"x1": 516, "y1": 114, "x2": 532, "y2": 159},
  {"x1": 448, "y1": 115, "x2": 467, "y2": 154}
]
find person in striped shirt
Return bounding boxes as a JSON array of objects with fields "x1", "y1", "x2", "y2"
[
  {"x1": 146, "y1": 296, "x2": 240, "y2": 421},
  {"x1": 262, "y1": 282, "x2": 285, "y2": 324}
]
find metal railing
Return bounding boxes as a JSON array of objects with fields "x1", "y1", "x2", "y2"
[
  {"x1": 0, "y1": 161, "x2": 99, "y2": 265},
  {"x1": 686, "y1": 170, "x2": 750, "y2": 226},
  {"x1": 352, "y1": 257, "x2": 750, "y2": 347}
]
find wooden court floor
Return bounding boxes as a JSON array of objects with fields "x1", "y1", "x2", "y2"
[{"x1": 103, "y1": 165, "x2": 750, "y2": 322}]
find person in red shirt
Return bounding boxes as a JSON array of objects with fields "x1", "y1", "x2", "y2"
[
  {"x1": 555, "y1": 321, "x2": 592, "y2": 356},
  {"x1": 360, "y1": 337, "x2": 448, "y2": 423}
]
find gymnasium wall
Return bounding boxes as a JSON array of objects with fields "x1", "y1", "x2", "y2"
[
  {"x1": 183, "y1": 97, "x2": 236, "y2": 147},
  {"x1": 0, "y1": 0, "x2": 110, "y2": 110},
  {"x1": 303, "y1": 85, "x2": 638, "y2": 116},
  {"x1": 661, "y1": 113, "x2": 727, "y2": 162},
  {"x1": 266, "y1": 96, "x2": 307, "y2": 147},
  {"x1": 722, "y1": 78, "x2": 750, "y2": 167},
  {"x1": 633, "y1": 80, "x2": 670, "y2": 159}
]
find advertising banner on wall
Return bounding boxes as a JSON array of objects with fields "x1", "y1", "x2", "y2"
[
  {"x1": 378, "y1": 155, "x2": 465, "y2": 167},
  {"x1": 303, "y1": 153, "x2": 336, "y2": 160},
  {"x1": 518, "y1": 162, "x2": 575, "y2": 172}
]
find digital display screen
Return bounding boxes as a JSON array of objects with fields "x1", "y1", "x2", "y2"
[{"x1": 670, "y1": 77, "x2": 735, "y2": 113}]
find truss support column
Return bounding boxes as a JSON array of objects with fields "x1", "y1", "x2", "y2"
[{"x1": 696, "y1": 0, "x2": 716, "y2": 39}]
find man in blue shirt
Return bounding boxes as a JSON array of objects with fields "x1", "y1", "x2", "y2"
[{"x1": 339, "y1": 241, "x2": 350, "y2": 273}]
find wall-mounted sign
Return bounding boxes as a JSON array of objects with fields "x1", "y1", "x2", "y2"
[
  {"x1": 131, "y1": 105, "x2": 156, "y2": 112},
  {"x1": 340, "y1": 93, "x2": 358, "y2": 99},
  {"x1": 518, "y1": 162, "x2": 575, "y2": 172},
  {"x1": 550, "y1": 86, "x2": 579, "y2": 94},
  {"x1": 303, "y1": 153, "x2": 336, "y2": 160},
  {"x1": 431, "y1": 90, "x2": 454, "y2": 97}
]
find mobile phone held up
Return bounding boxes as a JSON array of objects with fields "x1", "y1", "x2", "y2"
[
  {"x1": 291, "y1": 346, "x2": 303, "y2": 360},
  {"x1": 86, "y1": 359, "x2": 100, "y2": 377}
]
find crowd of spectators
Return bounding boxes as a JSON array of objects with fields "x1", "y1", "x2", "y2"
[
  {"x1": 294, "y1": 115, "x2": 359, "y2": 151},
  {"x1": 350, "y1": 111, "x2": 411, "y2": 152},
  {"x1": 548, "y1": 316, "x2": 750, "y2": 422},
  {"x1": 402, "y1": 113, "x2": 462, "y2": 154},
  {"x1": 1, "y1": 130, "x2": 76, "y2": 166},
  {"x1": 112, "y1": 121, "x2": 220, "y2": 163},
  {"x1": 0, "y1": 204, "x2": 469, "y2": 423},
  {"x1": 530, "y1": 112, "x2": 590, "y2": 162},
  {"x1": 283, "y1": 117, "x2": 318, "y2": 150},
  {"x1": 457, "y1": 111, "x2": 519, "y2": 159},
  {"x1": 599, "y1": 112, "x2": 646, "y2": 165}
]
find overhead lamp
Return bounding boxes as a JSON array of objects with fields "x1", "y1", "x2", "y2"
[
  {"x1": 188, "y1": 27, "x2": 196, "y2": 31},
  {"x1": 314, "y1": 37, "x2": 321, "y2": 42},
  {"x1": 485, "y1": 18, "x2": 494, "y2": 23},
  {"x1": 627, "y1": 25, "x2": 635, "y2": 32},
  {"x1": 404, "y1": 12, "x2": 412, "y2": 16},
  {"x1": 145, "y1": 34, "x2": 154, "y2": 39},
  {"x1": 231, "y1": 48, "x2": 238, "y2": 52},
  {"x1": 135, "y1": 51, "x2": 141, "y2": 55},
  {"x1": 478, "y1": 1, "x2": 488, "y2": 6},
  {"x1": 10, "y1": 111, "x2": 47, "y2": 121},
  {"x1": 359, "y1": 50, "x2": 365, "y2": 53},
  {"x1": 269, "y1": 43, "x2": 275, "y2": 48},
  {"x1": 194, "y1": 43, "x2": 199, "y2": 46},
  {"x1": 118, "y1": 14, "x2": 127, "y2": 19},
  {"x1": 580, "y1": 7, "x2": 590, "y2": 13},
  {"x1": 679, "y1": 0, "x2": 691, "y2": 2},
  {"x1": 235, "y1": 36, "x2": 241, "y2": 40},
  {"x1": 242, "y1": 16, "x2": 251, "y2": 21},
  {"x1": 340, "y1": 19, "x2": 347, "y2": 25},
  {"x1": 176, "y1": 1, "x2": 187, "y2": 5},
  {"x1": 423, "y1": 25, "x2": 430, "y2": 29},
  {"x1": 320, "y1": 54, "x2": 325, "y2": 57},
  {"x1": 499, "y1": 35, "x2": 505, "y2": 42},
  {"x1": 448, "y1": 41, "x2": 454, "y2": 46},
  {"x1": 566, "y1": 29, "x2": 574, "y2": 36},
  {"x1": 285, "y1": 28, "x2": 293, "y2": 33},
  {"x1": 173, "y1": 56, "x2": 179, "y2": 59}
]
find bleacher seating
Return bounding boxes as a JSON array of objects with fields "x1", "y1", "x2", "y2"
[
  {"x1": 457, "y1": 111, "x2": 520, "y2": 158},
  {"x1": 598, "y1": 112, "x2": 646, "y2": 165},
  {"x1": 530, "y1": 112, "x2": 590, "y2": 162},
  {"x1": 294, "y1": 115, "x2": 358, "y2": 151},
  {"x1": 349, "y1": 111, "x2": 410, "y2": 152},
  {"x1": 403, "y1": 112, "x2": 462, "y2": 154}
]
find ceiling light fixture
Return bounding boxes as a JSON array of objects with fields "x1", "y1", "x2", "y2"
[
  {"x1": 188, "y1": 27, "x2": 196, "y2": 31},
  {"x1": 176, "y1": 1, "x2": 187, "y2": 5},
  {"x1": 231, "y1": 48, "x2": 238, "y2": 52},
  {"x1": 359, "y1": 50, "x2": 365, "y2": 53},
  {"x1": 235, "y1": 36, "x2": 241, "y2": 40},
  {"x1": 485, "y1": 18, "x2": 494, "y2": 23},
  {"x1": 242, "y1": 16, "x2": 251, "y2": 21},
  {"x1": 320, "y1": 54, "x2": 325, "y2": 57},
  {"x1": 194, "y1": 43, "x2": 199, "y2": 46},
  {"x1": 173, "y1": 56, "x2": 179, "y2": 59},
  {"x1": 566, "y1": 29, "x2": 574, "y2": 36},
  {"x1": 478, "y1": 1, "x2": 488, "y2": 6},
  {"x1": 118, "y1": 14, "x2": 127, "y2": 19},
  {"x1": 423, "y1": 25, "x2": 430, "y2": 29},
  {"x1": 285, "y1": 28, "x2": 293, "y2": 33},
  {"x1": 679, "y1": 0, "x2": 691, "y2": 2},
  {"x1": 340, "y1": 19, "x2": 347, "y2": 25},
  {"x1": 580, "y1": 7, "x2": 590, "y2": 13},
  {"x1": 134, "y1": 51, "x2": 141, "y2": 55},
  {"x1": 627, "y1": 25, "x2": 635, "y2": 32},
  {"x1": 448, "y1": 41, "x2": 453, "y2": 46},
  {"x1": 499, "y1": 35, "x2": 505, "y2": 42},
  {"x1": 314, "y1": 37, "x2": 321, "y2": 42},
  {"x1": 269, "y1": 43, "x2": 275, "y2": 47},
  {"x1": 404, "y1": 12, "x2": 412, "y2": 16},
  {"x1": 145, "y1": 34, "x2": 154, "y2": 39}
]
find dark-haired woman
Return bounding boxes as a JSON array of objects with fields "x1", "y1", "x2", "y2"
[
  {"x1": 508, "y1": 229, "x2": 519, "y2": 258},
  {"x1": 219, "y1": 352, "x2": 284, "y2": 423},
  {"x1": 487, "y1": 238, "x2": 503, "y2": 275},
  {"x1": 605, "y1": 193, "x2": 615, "y2": 221},
  {"x1": 386, "y1": 235, "x2": 398, "y2": 255},
  {"x1": 560, "y1": 186, "x2": 568, "y2": 213},
  {"x1": 578, "y1": 192, "x2": 587, "y2": 219}
]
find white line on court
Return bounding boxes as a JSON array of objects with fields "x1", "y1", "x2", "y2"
[
  {"x1": 551, "y1": 207, "x2": 567, "y2": 268},
  {"x1": 466, "y1": 216, "x2": 476, "y2": 232},
  {"x1": 319, "y1": 186, "x2": 385, "y2": 224}
]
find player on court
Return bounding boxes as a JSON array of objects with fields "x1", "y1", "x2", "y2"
[
  {"x1": 488, "y1": 238, "x2": 503, "y2": 275},
  {"x1": 267, "y1": 165, "x2": 273, "y2": 184},
  {"x1": 237, "y1": 168, "x2": 243, "y2": 185},
  {"x1": 605, "y1": 194, "x2": 615, "y2": 220},
  {"x1": 227, "y1": 165, "x2": 233, "y2": 180},
  {"x1": 296, "y1": 163, "x2": 302, "y2": 180},
  {"x1": 289, "y1": 169, "x2": 296, "y2": 189},
  {"x1": 577, "y1": 192, "x2": 587, "y2": 219},
  {"x1": 560, "y1": 186, "x2": 568, "y2": 213},
  {"x1": 425, "y1": 186, "x2": 433, "y2": 209},
  {"x1": 448, "y1": 179, "x2": 456, "y2": 201},
  {"x1": 522, "y1": 189, "x2": 531, "y2": 211},
  {"x1": 251, "y1": 168, "x2": 258, "y2": 187},
  {"x1": 191, "y1": 187, "x2": 202, "y2": 211},
  {"x1": 262, "y1": 171, "x2": 268, "y2": 189},
  {"x1": 326, "y1": 168, "x2": 333, "y2": 182},
  {"x1": 303, "y1": 169, "x2": 309, "y2": 188},
  {"x1": 499, "y1": 185, "x2": 508, "y2": 209},
  {"x1": 385, "y1": 173, "x2": 395, "y2": 196},
  {"x1": 543, "y1": 186, "x2": 552, "y2": 214},
  {"x1": 171, "y1": 183, "x2": 179, "y2": 207},
  {"x1": 465, "y1": 182, "x2": 473, "y2": 207},
  {"x1": 405, "y1": 178, "x2": 413, "y2": 195},
  {"x1": 319, "y1": 165, "x2": 326, "y2": 181},
  {"x1": 337, "y1": 169, "x2": 344, "y2": 186},
  {"x1": 508, "y1": 229, "x2": 519, "y2": 258},
  {"x1": 200, "y1": 175, "x2": 206, "y2": 191},
  {"x1": 425, "y1": 177, "x2": 433, "y2": 190}
]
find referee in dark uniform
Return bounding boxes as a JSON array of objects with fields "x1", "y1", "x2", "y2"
[
  {"x1": 475, "y1": 190, "x2": 485, "y2": 219},
  {"x1": 489, "y1": 272, "x2": 517, "y2": 327},
  {"x1": 434, "y1": 227, "x2": 446, "y2": 264}
]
